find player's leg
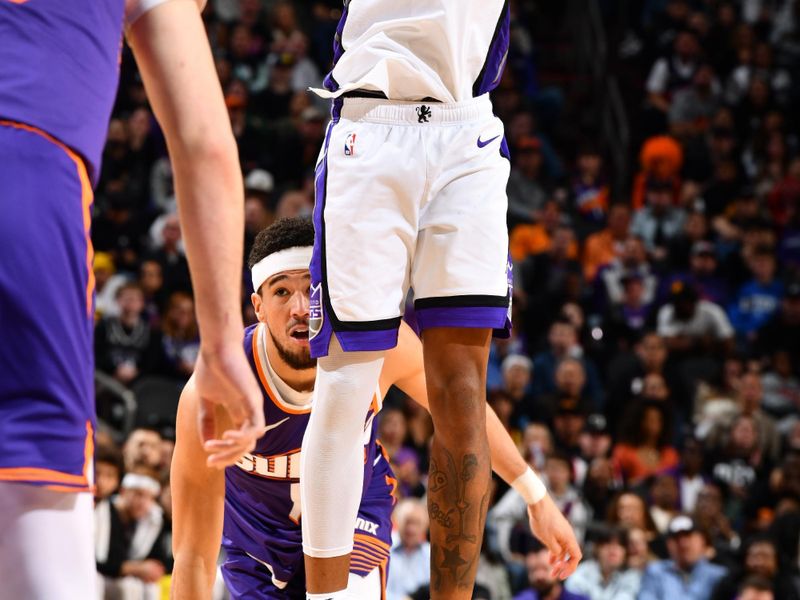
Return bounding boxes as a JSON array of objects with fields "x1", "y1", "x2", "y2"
[
  {"x1": 0, "y1": 122, "x2": 96, "y2": 597},
  {"x1": 301, "y1": 105, "x2": 423, "y2": 597},
  {"x1": 412, "y1": 102, "x2": 511, "y2": 599},
  {"x1": 0, "y1": 482, "x2": 95, "y2": 598}
]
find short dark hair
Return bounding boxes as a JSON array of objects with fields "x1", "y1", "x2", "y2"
[
  {"x1": 739, "y1": 576, "x2": 774, "y2": 594},
  {"x1": 247, "y1": 216, "x2": 315, "y2": 271},
  {"x1": 96, "y1": 442, "x2": 124, "y2": 475},
  {"x1": 594, "y1": 524, "x2": 629, "y2": 548}
]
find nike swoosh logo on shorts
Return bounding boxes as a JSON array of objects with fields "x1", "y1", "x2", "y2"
[
  {"x1": 477, "y1": 135, "x2": 500, "y2": 148},
  {"x1": 262, "y1": 417, "x2": 290, "y2": 435}
]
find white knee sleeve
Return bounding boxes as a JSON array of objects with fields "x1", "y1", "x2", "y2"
[{"x1": 300, "y1": 338, "x2": 384, "y2": 558}]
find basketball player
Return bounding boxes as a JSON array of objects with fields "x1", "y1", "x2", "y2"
[
  {"x1": 0, "y1": 1, "x2": 263, "y2": 597},
  {"x1": 301, "y1": 3, "x2": 582, "y2": 598},
  {"x1": 171, "y1": 217, "x2": 578, "y2": 599}
]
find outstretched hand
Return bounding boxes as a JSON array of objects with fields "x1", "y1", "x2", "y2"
[
  {"x1": 193, "y1": 342, "x2": 265, "y2": 468},
  {"x1": 527, "y1": 494, "x2": 582, "y2": 580}
]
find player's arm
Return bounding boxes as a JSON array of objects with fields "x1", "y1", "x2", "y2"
[
  {"x1": 171, "y1": 376, "x2": 227, "y2": 600},
  {"x1": 380, "y1": 323, "x2": 582, "y2": 578},
  {"x1": 381, "y1": 323, "x2": 529, "y2": 485},
  {"x1": 126, "y1": 0, "x2": 264, "y2": 464}
]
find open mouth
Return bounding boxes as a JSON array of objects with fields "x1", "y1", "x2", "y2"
[{"x1": 290, "y1": 329, "x2": 309, "y2": 340}]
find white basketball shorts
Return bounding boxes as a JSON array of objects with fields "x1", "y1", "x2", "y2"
[{"x1": 309, "y1": 94, "x2": 512, "y2": 357}]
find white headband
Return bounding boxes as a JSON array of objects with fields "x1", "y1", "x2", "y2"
[
  {"x1": 121, "y1": 473, "x2": 161, "y2": 495},
  {"x1": 251, "y1": 246, "x2": 313, "y2": 293}
]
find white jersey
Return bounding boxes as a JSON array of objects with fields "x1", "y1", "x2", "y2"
[{"x1": 314, "y1": 0, "x2": 510, "y2": 103}]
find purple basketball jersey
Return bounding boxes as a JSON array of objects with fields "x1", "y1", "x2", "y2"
[
  {"x1": 0, "y1": 0, "x2": 125, "y2": 182},
  {"x1": 221, "y1": 324, "x2": 395, "y2": 592}
]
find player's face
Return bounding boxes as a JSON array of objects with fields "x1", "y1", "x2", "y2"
[{"x1": 253, "y1": 269, "x2": 315, "y2": 370}]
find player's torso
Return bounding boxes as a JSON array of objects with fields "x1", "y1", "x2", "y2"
[
  {"x1": 223, "y1": 323, "x2": 389, "y2": 584},
  {"x1": 325, "y1": 0, "x2": 509, "y2": 101},
  {"x1": 0, "y1": 0, "x2": 125, "y2": 181}
]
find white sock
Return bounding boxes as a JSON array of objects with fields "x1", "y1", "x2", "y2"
[
  {"x1": 300, "y1": 336, "x2": 385, "y2": 558},
  {"x1": 306, "y1": 591, "x2": 349, "y2": 600}
]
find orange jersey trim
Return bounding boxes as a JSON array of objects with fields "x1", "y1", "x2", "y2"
[{"x1": 0, "y1": 120, "x2": 94, "y2": 315}]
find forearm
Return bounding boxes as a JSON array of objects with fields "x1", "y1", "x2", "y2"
[
  {"x1": 171, "y1": 142, "x2": 245, "y2": 347},
  {"x1": 485, "y1": 405, "x2": 527, "y2": 485}
]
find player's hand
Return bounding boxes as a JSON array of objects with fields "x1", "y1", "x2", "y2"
[
  {"x1": 193, "y1": 341, "x2": 265, "y2": 468},
  {"x1": 527, "y1": 494, "x2": 582, "y2": 580}
]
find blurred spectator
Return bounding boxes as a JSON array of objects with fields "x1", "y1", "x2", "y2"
[
  {"x1": 596, "y1": 236, "x2": 658, "y2": 310},
  {"x1": 511, "y1": 200, "x2": 579, "y2": 263},
  {"x1": 667, "y1": 437, "x2": 709, "y2": 514},
  {"x1": 502, "y1": 354, "x2": 536, "y2": 423},
  {"x1": 707, "y1": 372, "x2": 781, "y2": 464},
  {"x1": 393, "y1": 448, "x2": 425, "y2": 499},
  {"x1": 582, "y1": 203, "x2": 632, "y2": 282},
  {"x1": 513, "y1": 540, "x2": 590, "y2": 600},
  {"x1": 94, "y1": 282, "x2": 156, "y2": 386},
  {"x1": 602, "y1": 271, "x2": 656, "y2": 351},
  {"x1": 760, "y1": 350, "x2": 800, "y2": 431},
  {"x1": 755, "y1": 281, "x2": 800, "y2": 356},
  {"x1": 670, "y1": 63, "x2": 722, "y2": 137},
  {"x1": 123, "y1": 428, "x2": 163, "y2": 474},
  {"x1": 710, "y1": 536, "x2": 800, "y2": 600},
  {"x1": 550, "y1": 391, "x2": 590, "y2": 457},
  {"x1": 692, "y1": 483, "x2": 740, "y2": 560},
  {"x1": 727, "y1": 245, "x2": 783, "y2": 342},
  {"x1": 564, "y1": 526, "x2": 641, "y2": 600},
  {"x1": 660, "y1": 241, "x2": 730, "y2": 307},
  {"x1": 152, "y1": 291, "x2": 200, "y2": 381},
  {"x1": 387, "y1": 499, "x2": 430, "y2": 600},
  {"x1": 638, "y1": 515, "x2": 727, "y2": 600},
  {"x1": 613, "y1": 401, "x2": 679, "y2": 485},
  {"x1": 631, "y1": 177, "x2": 687, "y2": 260},
  {"x1": 147, "y1": 211, "x2": 191, "y2": 294},
  {"x1": 532, "y1": 319, "x2": 603, "y2": 411},
  {"x1": 94, "y1": 251, "x2": 128, "y2": 320},
  {"x1": 646, "y1": 30, "x2": 703, "y2": 116},
  {"x1": 544, "y1": 453, "x2": 591, "y2": 544},
  {"x1": 569, "y1": 144, "x2": 610, "y2": 236},
  {"x1": 101, "y1": 468, "x2": 171, "y2": 599},
  {"x1": 138, "y1": 259, "x2": 165, "y2": 328},
  {"x1": 736, "y1": 578, "x2": 775, "y2": 600},
  {"x1": 508, "y1": 136, "x2": 549, "y2": 227},
  {"x1": 377, "y1": 407, "x2": 408, "y2": 460},
  {"x1": 650, "y1": 475, "x2": 681, "y2": 534},
  {"x1": 95, "y1": 444, "x2": 126, "y2": 585},
  {"x1": 656, "y1": 281, "x2": 734, "y2": 359}
]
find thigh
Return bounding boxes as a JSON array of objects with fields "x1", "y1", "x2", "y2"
[
  {"x1": 309, "y1": 119, "x2": 425, "y2": 357},
  {"x1": 412, "y1": 117, "x2": 510, "y2": 333},
  {"x1": 0, "y1": 482, "x2": 95, "y2": 599},
  {"x1": 0, "y1": 122, "x2": 95, "y2": 486}
]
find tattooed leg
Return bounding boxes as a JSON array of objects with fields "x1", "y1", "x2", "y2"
[{"x1": 422, "y1": 327, "x2": 493, "y2": 600}]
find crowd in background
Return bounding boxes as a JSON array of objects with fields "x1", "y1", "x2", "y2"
[{"x1": 90, "y1": 1, "x2": 800, "y2": 599}]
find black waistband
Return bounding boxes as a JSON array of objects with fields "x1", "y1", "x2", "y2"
[{"x1": 340, "y1": 90, "x2": 442, "y2": 103}]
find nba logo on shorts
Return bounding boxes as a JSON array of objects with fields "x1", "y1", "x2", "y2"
[
  {"x1": 309, "y1": 282, "x2": 323, "y2": 340},
  {"x1": 344, "y1": 133, "x2": 357, "y2": 156}
]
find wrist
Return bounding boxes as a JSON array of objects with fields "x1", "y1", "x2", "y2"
[{"x1": 512, "y1": 467, "x2": 547, "y2": 505}]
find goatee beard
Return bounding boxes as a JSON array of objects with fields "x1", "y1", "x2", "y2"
[{"x1": 270, "y1": 329, "x2": 316, "y2": 371}]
